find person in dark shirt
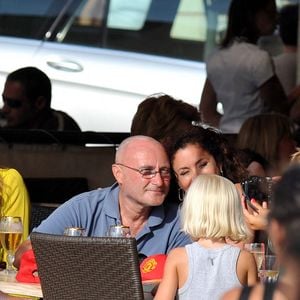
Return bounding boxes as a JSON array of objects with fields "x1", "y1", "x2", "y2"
[{"x1": 1, "y1": 66, "x2": 81, "y2": 131}]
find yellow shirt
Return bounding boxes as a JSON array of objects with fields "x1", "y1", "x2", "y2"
[{"x1": 0, "y1": 168, "x2": 30, "y2": 243}]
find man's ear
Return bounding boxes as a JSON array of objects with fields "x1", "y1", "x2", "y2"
[
  {"x1": 112, "y1": 164, "x2": 124, "y2": 184},
  {"x1": 34, "y1": 96, "x2": 47, "y2": 111}
]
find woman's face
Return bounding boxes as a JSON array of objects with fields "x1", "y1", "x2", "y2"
[{"x1": 172, "y1": 143, "x2": 220, "y2": 191}]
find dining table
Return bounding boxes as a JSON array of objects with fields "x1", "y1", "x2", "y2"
[
  {"x1": 0, "y1": 271, "x2": 42, "y2": 299},
  {"x1": 0, "y1": 271, "x2": 158, "y2": 299}
]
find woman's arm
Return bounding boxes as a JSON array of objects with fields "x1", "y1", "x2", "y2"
[
  {"x1": 200, "y1": 78, "x2": 221, "y2": 128},
  {"x1": 237, "y1": 250, "x2": 258, "y2": 286},
  {"x1": 154, "y1": 249, "x2": 181, "y2": 300}
]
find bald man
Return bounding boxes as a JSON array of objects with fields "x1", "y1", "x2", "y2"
[{"x1": 15, "y1": 136, "x2": 191, "y2": 267}]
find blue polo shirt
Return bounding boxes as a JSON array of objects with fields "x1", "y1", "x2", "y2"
[{"x1": 34, "y1": 183, "x2": 191, "y2": 256}]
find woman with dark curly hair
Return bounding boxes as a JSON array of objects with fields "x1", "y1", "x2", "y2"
[{"x1": 169, "y1": 126, "x2": 248, "y2": 198}]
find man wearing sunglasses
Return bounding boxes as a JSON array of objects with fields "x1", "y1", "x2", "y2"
[{"x1": 1, "y1": 66, "x2": 81, "y2": 131}]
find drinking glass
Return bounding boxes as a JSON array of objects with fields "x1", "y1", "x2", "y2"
[
  {"x1": 244, "y1": 243, "x2": 265, "y2": 271},
  {"x1": 258, "y1": 255, "x2": 279, "y2": 283},
  {"x1": 107, "y1": 225, "x2": 131, "y2": 237},
  {"x1": 0, "y1": 216, "x2": 23, "y2": 274},
  {"x1": 64, "y1": 227, "x2": 86, "y2": 236}
]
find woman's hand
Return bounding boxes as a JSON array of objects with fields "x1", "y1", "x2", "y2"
[{"x1": 242, "y1": 196, "x2": 269, "y2": 231}]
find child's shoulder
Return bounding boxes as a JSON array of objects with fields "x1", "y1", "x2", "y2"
[
  {"x1": 168, "y1": 247, "x2": 187, "y2": 264},
  {"x1": 169, "y1": 246, "x2": 186, "y2": 257}
]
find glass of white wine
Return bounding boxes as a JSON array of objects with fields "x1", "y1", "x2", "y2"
[
  {"x1": 244, "y1": 243, "x2": 265, "y2": 271},
  {"x1": 0, "y1": 216, "x2": 23, "y2": 275},
  {"x1": 258, "y1": 255, "x2": 279, "y2": 283}
]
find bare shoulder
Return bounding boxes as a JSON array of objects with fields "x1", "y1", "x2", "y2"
[{"x1": 167, "y1": 247, "x2": 187, "y2": 262}]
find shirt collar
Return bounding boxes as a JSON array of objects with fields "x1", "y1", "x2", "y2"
[{"x1": 104, "y1": 182, "x2": 166, "y2": 228}]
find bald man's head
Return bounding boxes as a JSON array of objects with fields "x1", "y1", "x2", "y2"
[
  {"x1": 115, "y1": 135, "x2": 167, "y2": 164},
  {"x1": 112, "y1": 135, "x2": 170, "y2": 207}
]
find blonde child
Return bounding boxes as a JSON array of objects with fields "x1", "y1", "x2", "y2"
[{"x1": 154, "y1": 174, "x2": 257, "y2": 300}]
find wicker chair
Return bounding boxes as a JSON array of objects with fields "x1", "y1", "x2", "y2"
[
  {"x1": 30, "y1": 232, "x2": 144, "y2": 300},
  {"x1": 30, "y1": 203, "x2": 58, "y2": 232}
]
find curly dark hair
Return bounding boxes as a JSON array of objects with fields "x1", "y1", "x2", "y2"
[{"x1": 168, "y1": 126, "x2": 248, "y2": 183}]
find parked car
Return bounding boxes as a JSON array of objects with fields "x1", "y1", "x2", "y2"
[{"x1": 0, "y1": 0, "x2": 288, "y2": 132}]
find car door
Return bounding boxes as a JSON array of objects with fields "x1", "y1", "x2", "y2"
[{"x1": 0, "y1": 0, "x2": 206, "y2": 132}]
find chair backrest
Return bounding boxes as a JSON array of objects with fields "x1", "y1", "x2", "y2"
[
  {"x1": 30, "y1": 203, "x2": 58, "y2": 232},
  {"x1": 30, "y1": 232, "x2": 144, "y2": 300}
]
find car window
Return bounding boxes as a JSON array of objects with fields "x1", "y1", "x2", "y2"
[
  {"x1": 53, "y1": 0, "x2": 205, "y2": 61},
  {"x1": 107, "y1": 1, "x2": 151, "y2": 30},
  {"x1": 0, "y1": 0, "x2": 68, "y2": 39},
  {"x1": 0, "y1": 0, "x2": 292, "y2": 62}
]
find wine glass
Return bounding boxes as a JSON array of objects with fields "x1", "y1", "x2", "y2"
[
  {"x1": 0, "y1": 216, "x2": 23, "y2": 275},
  {"x1": 258, "y1": 255, "x2": 279, "y2": 283},
  {"x1": 107, "y1": 225, "x2": 131, "y2": 237},
  {"x1": 244, "y1": 243, "x2": 265, "y2": 271}
]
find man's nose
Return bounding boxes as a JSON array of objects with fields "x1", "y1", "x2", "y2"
[{"x1": 151, "y1": 171, "x2": 164, "y2": 185}]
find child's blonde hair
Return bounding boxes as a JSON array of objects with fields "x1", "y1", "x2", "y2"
[{"x1": 181, "y1": 174, "x2": 250, "y2": 242}]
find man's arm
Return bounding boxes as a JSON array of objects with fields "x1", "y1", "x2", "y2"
[{"x1": 14, "y1": 239, "x2": 32, "y2": 269}]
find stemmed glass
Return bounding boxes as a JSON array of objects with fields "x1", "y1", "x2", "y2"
[
  {"x1": 0, "y1": 216, "x2": 23, "y2": 275},
  {"x1": 258, "y1": 255, "x2": 279, "y2": 283},
  {"x1": 244, "y1": 243, "x2": 265, "y2": 271}
]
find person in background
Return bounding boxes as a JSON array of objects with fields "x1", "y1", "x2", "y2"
[
  {"x1": 154, "y1": 175, "x2": 257, "y2": 300},
  {"x1": 1, "y1": 67, "x2": 81, "y2": 131},
  {"x1": 237, "y1": 113, "x2": 297, "y2": 176},
  {"x1": 130, "y1": 93, "x2": 201, "y2": 150},
  {"x1": 169, "y1": 126, "x2": 247, "y2": 198},
  {"x1": 222, "y1": 165, "x2": 300, "y2": 300},
  {"x1": 14, "y1": 136, "x2": 191, "y2": 268},
  {"x1": 237, "y1": 148, "x2": 270, "y2": 177},
  {"x1": 273, "y1": 4, "x2": 298, "y2": 97},
  {"x1": 200, "y1": 0, "x2": 289, "y2": 134},
  {"x1": 0, "y1": 168, "x2": 30, "y2": 263}
]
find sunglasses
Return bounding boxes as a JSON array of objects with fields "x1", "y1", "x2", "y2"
[{"x1": 2, "y1": 97, "x2": 23, "y2": 109}]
